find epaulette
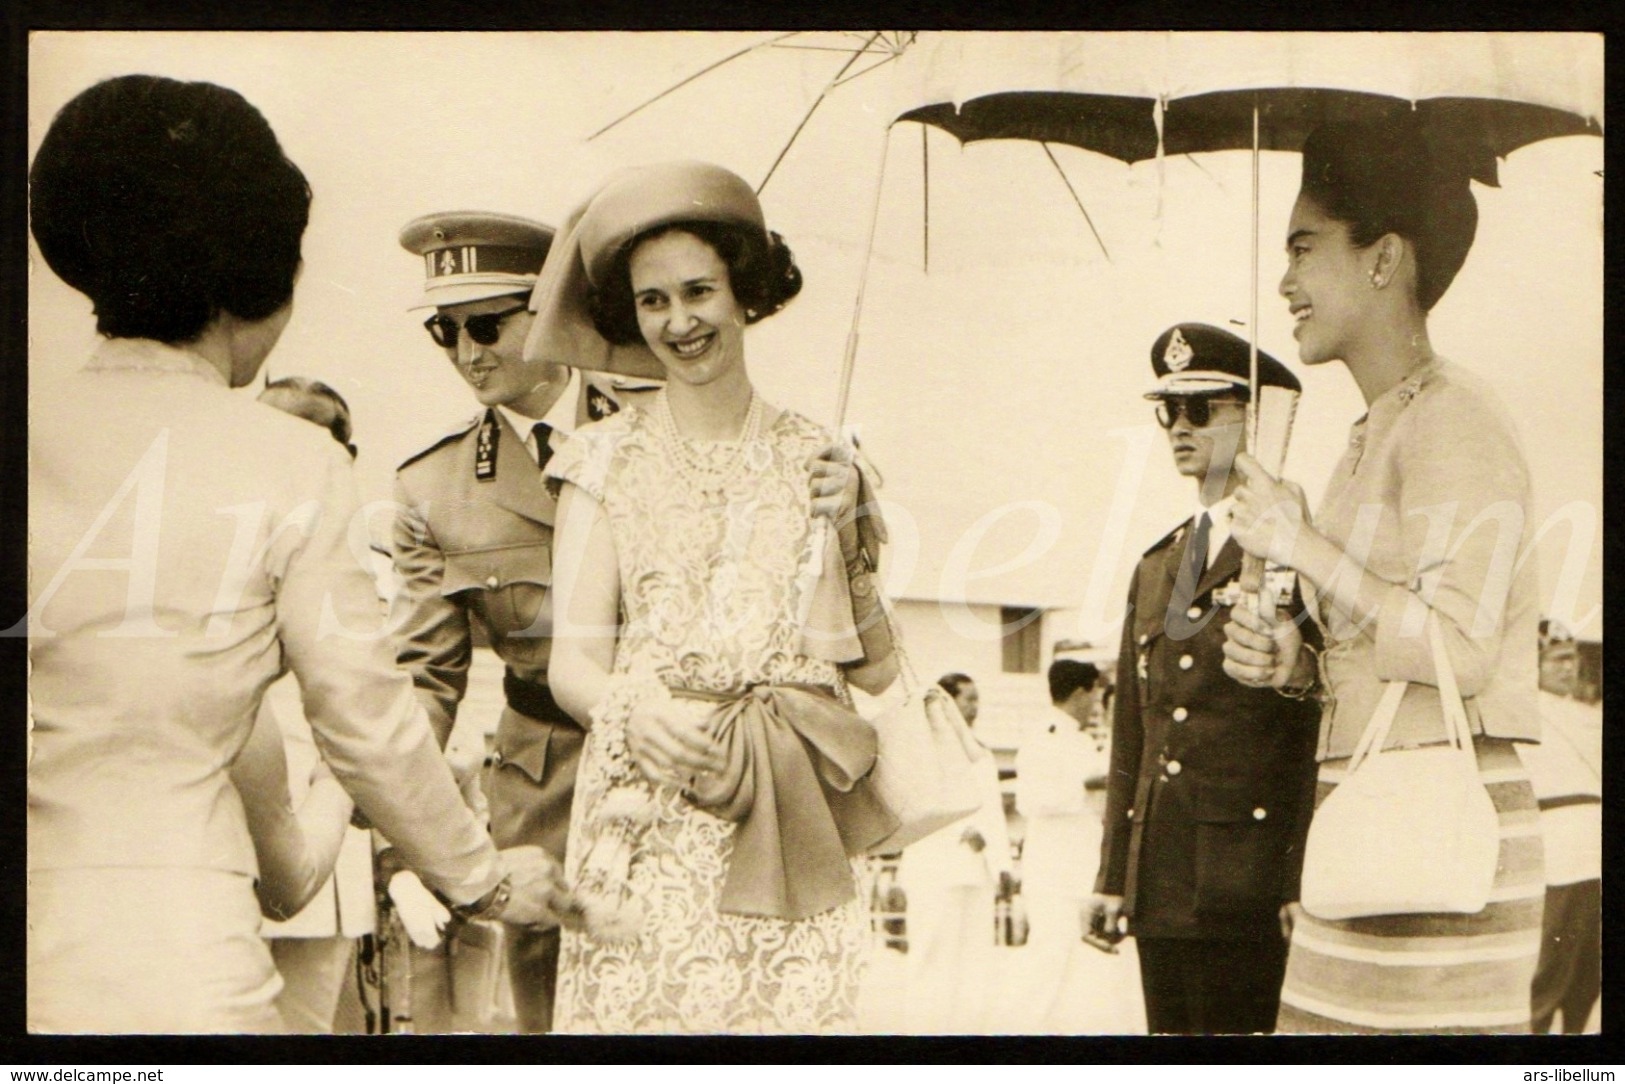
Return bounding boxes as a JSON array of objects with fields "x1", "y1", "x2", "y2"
[
  {"x1": 397, "y1": 414, "x2": 480, "y2": 472},
  {"x1": 1143, "y1": 517, "x2": 1193, "y2": 558}
]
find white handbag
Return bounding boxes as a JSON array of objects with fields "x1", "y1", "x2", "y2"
[
  {"x1": 1299, "y1": 615, "x2": 1500, "y2": 921},
  {"x1": 862, "y1": 603, "x2": 992, "y2": 855}
]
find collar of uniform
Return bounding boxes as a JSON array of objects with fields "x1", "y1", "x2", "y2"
[
  {"x1": 494, "y1": 371, "x2": 577, "y2": 463},
  {"x1": 83, "y1": 337, "x2": 227, "y2": 387}
]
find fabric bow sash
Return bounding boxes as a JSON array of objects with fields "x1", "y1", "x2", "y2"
[{"x1": 674, "y1": 684, "x2": 898, "y2": 921}]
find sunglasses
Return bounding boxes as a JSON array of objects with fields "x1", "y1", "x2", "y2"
[
  {"x1": 423, "y1": 303, "x2": 529, "y2": 349},
  {"x1": 1154, "y1": 396, "x2": 1246, "y2": 430}
]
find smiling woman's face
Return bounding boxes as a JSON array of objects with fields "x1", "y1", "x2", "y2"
[
  {"x1": 1278, "y1": 193, "x2": 1377, "y2": 366},
  {"x1": 628, "y1": 229, "x2": 747, "y2": 389}
]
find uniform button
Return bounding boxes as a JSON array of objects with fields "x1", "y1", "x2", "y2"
[
  {"x1": 491, "y1": 750, "x2": 504, "y2": 765},
  {"x1": 1253, "y1": 807, "x2": 1267, "y2": 821},
  {"x1": 1172, "y1": 707, "x2": 1188, "y2": 722},
  {"x1": 1178, "y1": 654, "x2": 1194, "y2": 670},
  {"x1": 1166, "y1": 760, "x2": 1182, "y2": 776},
  {"x1": 485, "y1": 574, "x2": 499, "y2": 589},
  {"x1": 1187, "y1": 606, "x2": 1202, "y2": 620},
  {"x1": 1138, "y1": 633, "x2": 1149, "y2": 646},
  {"x1": 1126, "y1": 808, "x2": 1134, "y2": 820}
]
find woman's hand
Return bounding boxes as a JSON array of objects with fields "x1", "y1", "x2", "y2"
[
  {"x1": 808, "y1": 442, "x2": 860, "y2": 525},
  {"x1": 625, "y1": 696, "x2": 728, "y2": 792},
  {"x1": 1222, "y1": 601, "x2": 1307, "y2": 690},
  {"x1": 1229, "y1": 453, "x2": 1313, "y2": 566}
]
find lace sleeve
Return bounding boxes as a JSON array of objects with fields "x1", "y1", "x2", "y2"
[{"x1": 546, "y1": 415, "x2": 629, "y2": 501}]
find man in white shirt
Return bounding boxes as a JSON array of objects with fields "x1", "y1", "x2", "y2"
[{"x1": 897, "y1": 673, "x2": 1013, "y2": 1032}]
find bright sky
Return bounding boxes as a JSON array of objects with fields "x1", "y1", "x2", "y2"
[{"x1": 27, "y1": 31, "x2": 1604, "y2": 639}]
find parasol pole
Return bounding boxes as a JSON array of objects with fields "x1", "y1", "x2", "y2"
[
  {"x1": 1239, "y1": 98, "x2": 1272, "y2": 623},
  {"x1": 1248, "y1": 99, "x2": 1260, "y2": 452},
  {"x1": 833, "y1": 122, "x2": 895, "y2": 430},
  {"x1": 795, "y1": 122, "x2": 895, "y2": 647}
]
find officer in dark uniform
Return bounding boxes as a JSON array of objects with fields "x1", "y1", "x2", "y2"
[
  {"x1": 393, "y1": 212, "x2": 652, "y2": 1032},
  {"x1": 1086, "y1": 323, "x2": 1321, "y2": 1035}
]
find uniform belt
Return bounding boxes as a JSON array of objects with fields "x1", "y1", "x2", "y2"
[{"x1": 503, "y1": 671, "x2": 578, "y2": 728}]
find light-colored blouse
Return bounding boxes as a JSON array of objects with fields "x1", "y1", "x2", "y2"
[{"x1": 1308, "y1": 358, "x2": 1541, "y2": 761}]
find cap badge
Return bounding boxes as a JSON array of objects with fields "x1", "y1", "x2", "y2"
[
  {"x1": 439, "y1": 250, "x2": 458, "y2": 276},
  {"x1": 1164, "y1": 328, "x2": 1194, "y2": 371}
]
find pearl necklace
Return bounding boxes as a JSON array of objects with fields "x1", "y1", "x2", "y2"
[{"x1": 652, "y1": 390, "x2": 768, "y2": 498}]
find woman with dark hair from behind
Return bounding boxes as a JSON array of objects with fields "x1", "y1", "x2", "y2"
[
  {"x1": 1220, "y1": 116, "x2": 1544, "y2": 1033},
  {"x1": 26, "y1": 75, "x2": 559, "y2": 1034}
]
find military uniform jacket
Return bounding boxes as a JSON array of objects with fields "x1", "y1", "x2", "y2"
[
  {"x1": 1094, "y1": 518, "x2": 1321, "y2": 940},
  {"x1": 393, "y1": 408, "x2": 581, "y2": 859}
]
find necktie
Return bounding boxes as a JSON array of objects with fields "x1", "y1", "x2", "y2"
[
  {"x1": 531, "y1": 421, "x2": 554, "y2": 474},
  {"x1": 1185, "y1": 511, "x2": 1212, "y2": 587}
]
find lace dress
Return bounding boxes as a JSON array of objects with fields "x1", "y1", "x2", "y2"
[{"x1": 546, "y1": 400, "x2": 868, "y2": 1034}]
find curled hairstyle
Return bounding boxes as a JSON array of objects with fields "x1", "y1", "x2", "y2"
[
  {"x1": 587, "y1": 220, "x2": 802, "y2": 346},
  {"x1": 1299, "y1": 117, "x2": 1478, "y2": 313},
  {"x1": 1048, "y1": 659, "x2": 1099, "y2": 703},
  {"x1": 30, "y1": 75, "x2": 312, "y2": 343}
]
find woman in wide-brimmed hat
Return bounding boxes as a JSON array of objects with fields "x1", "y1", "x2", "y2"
[
  {"x1": 535, "y1": 161, "x2": 898, "y2": 1034},
  {"x1": 1221, "y1": 116, "x2": 1544, "y2": 1034}
]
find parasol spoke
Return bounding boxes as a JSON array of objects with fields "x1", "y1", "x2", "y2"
[
  {"x1": 832, "y1": 50, "x2": 906, "y2": 89},
  {"x1": 757, "y1": 31, "x2": 885, "y2": 196},
  {"x1": 1181, "y1": 152, "x2": 1227, "y2": 192},
  {"x1": 1041, "y1": 143, "x2": 1111, "y2": 262},
  {"x1": 768, "y1": 43, "x2": 899, "y2": 55},
  {"x1": 587, "y1": 32, "x2": 801, "y2": 141}
]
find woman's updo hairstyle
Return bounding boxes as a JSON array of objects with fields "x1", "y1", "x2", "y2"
[
  {"x1": 1299, "y1": 115, "x2": 1480, "y2": 312},
  {"x1": 587, "y1": 220, "x2": 802, "y2": 347},
  {"x1": 30, "y1": 74, "x2": 312, "y2": 343}
]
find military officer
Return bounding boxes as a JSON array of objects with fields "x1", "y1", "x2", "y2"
[
  {"x1": 394, "y1": 211, "x2": 638, "y2": 1032},
  {"x1": 1086, "y1": 323, "x2": 1322, "y2": 1035}
]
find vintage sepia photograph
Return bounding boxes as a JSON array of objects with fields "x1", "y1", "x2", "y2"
[{"x1": 21, "y1": 30, "x2": 1603, "y2": 1043}]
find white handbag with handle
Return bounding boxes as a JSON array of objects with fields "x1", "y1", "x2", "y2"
[
  {"x1": 862, "y1": 600, "x2": 992, "y2": 855},
  {"x1": 1299, "y1": 614, "x2": 1500, "y2": 921}
]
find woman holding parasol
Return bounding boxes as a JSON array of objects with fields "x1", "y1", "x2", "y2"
[{"x1": 1221, "y1": 116, "x2": 1544, "y2": 1034}]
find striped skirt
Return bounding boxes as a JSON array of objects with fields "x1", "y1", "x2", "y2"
[{"x1": 1277, "y1": 737, "x2": 1544, "y2": 1034}]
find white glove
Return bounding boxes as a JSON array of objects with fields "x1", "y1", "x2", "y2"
[{"x1": 388, "y1": 869, "x2": 451, "y2": 950}]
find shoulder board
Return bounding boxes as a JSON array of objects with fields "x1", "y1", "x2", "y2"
[
  {"x1": 397, "y1": 414, "x2": 480, "y2": 472},
  {"x1": 1143, "y1": 517, "x2": 1193, "y2": 557}
]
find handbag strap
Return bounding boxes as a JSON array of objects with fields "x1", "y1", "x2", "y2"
[
  {"x1": 873, "y1": 593, "x2": 984, "y2": 757},
  {"x1": 1348, "y1": 612, "x2": 1474, "y2": 771},
  {"x1": 1426, "y1": 613, "x2": 1474, "y2": 753},
  {"x1": 1348, "y1": 681, "x2": 1407, "y2": 771},
  {"x1": 872, "y1": 588, "x2": 925, "y2": 699}
]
